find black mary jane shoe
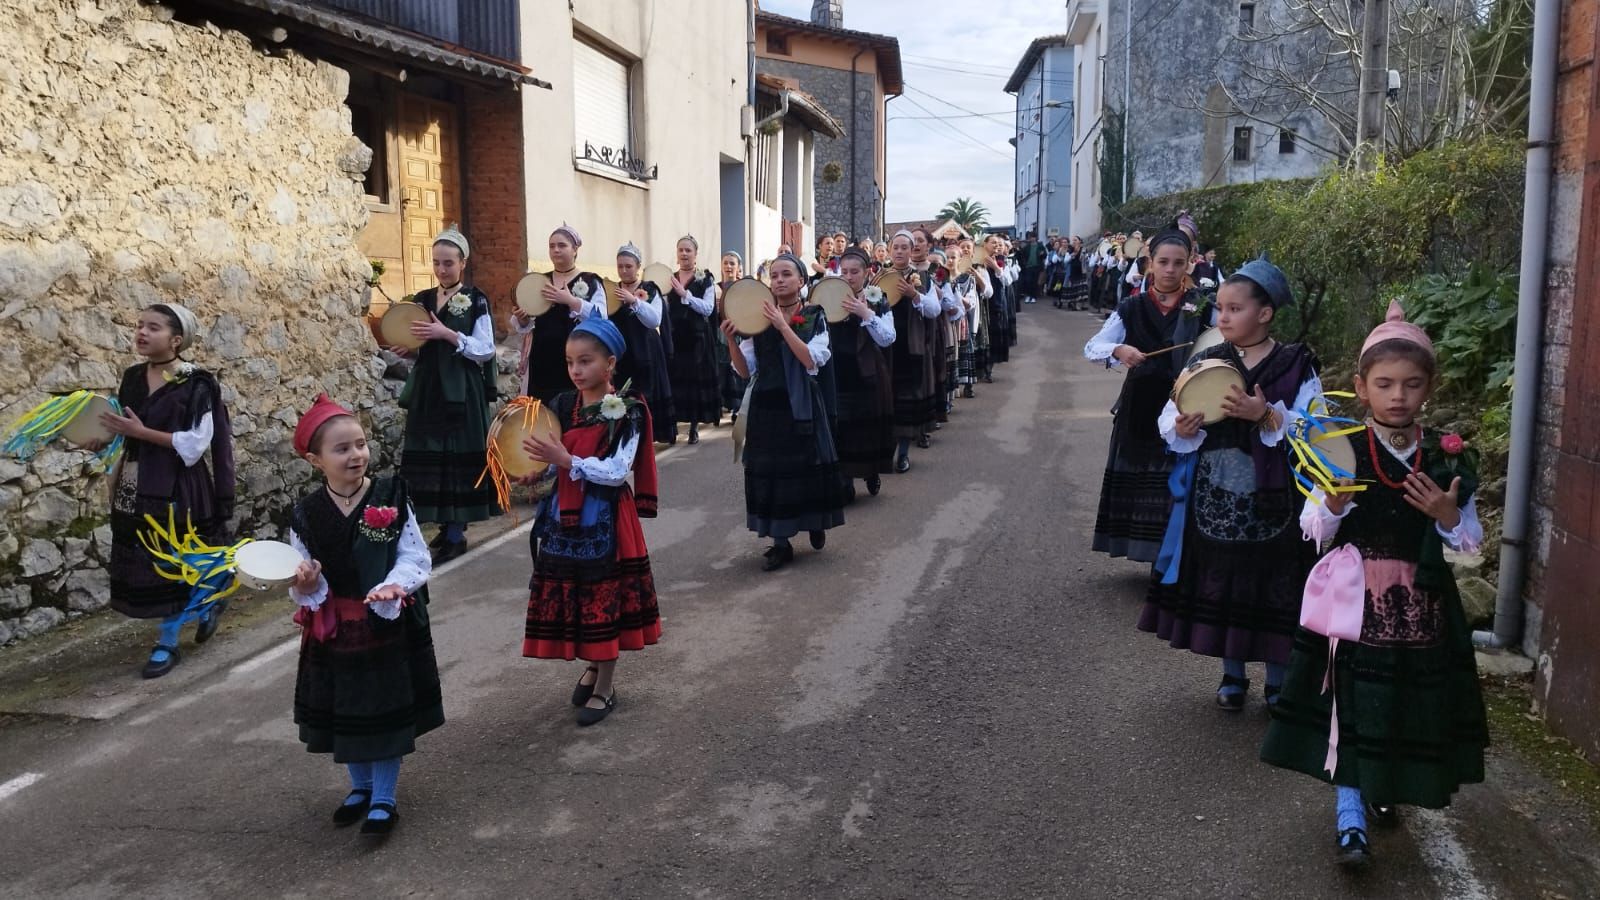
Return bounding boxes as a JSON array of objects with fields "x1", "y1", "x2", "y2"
[
  {"x1": 866, "y1": 475, "x2": 882, "y2": 496},
  {"x1": 360, "y1": 803, "x2": 399, "y2": 837},
  {"x1": 894, "y1": 457, "x2": 911, "y2": 474},
  {"x1": 809, "y1": 530, "x2": 826, "y2": 550},
  {"x1": 1336, "y1": 827, "x2": 1372, "y2": 867},
  {"x1": 432, "y1": 539, "x2": 468, "y2": 564},
  {"x1": 141, "y1": 645, "x2": 181, "y2": 680},
  {"x1": 915, "y1": 435, "x2": 931, "y2": 450},
  {"x1": 1263, "y1": 683, "x2": 1282, "y2": 709},
  {"x1": 761, "y1": 544, "x2": 794, "y2": 572},
  {"x1": 1367, "y1": 802, "x2": 1399, "y2": 827},
  {"x1": 962, "y1": 386, "x2": 975, "y2": 399},
  {"x1": 194, "y1": 600, "x2": 228, "y2": 644},
  {"x1": 332, "y1": 789, "x2": 372, "y2": 827},
  {"x1": 571, "y1": 666, "x2": 600, "y2": 707},
  {"x1": 577, "y1": 691, "x2": 617, "y2": 727},
  {"x1": 1215, "y1": 675, "x2": 1250, "y2": 711},
  {"x1": 688, "y1": 428, "x2": 700, "y2": 445}
]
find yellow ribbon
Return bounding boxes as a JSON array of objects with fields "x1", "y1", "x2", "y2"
[{"x1": 138, "y1": 507, "x2": 249, "y2": 604}]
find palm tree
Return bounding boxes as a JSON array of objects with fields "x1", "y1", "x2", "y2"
[{"x1": 937, "y1": 197, "x2": 989, "y2": 235}]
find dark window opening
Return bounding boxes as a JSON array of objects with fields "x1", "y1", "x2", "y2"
[
  {"x1": 1279, "y1": 128, "x2": 1297, "y2": 154},
  {"x1": 347, "y1": 98, "x2": 390, "y2": 203},
  {"x1": 1238, "y1": 3, "x2": 1256, "y2": 34},
  {"x1": 766, "y1": 33, "x2": 789, "y2": 55},
  {"x1": 1233, "y1": 126, "x2": 1253, "y2": 162}
]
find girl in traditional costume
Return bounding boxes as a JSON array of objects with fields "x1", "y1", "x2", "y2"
[
  {"x1": 611, "y1": 242, "x2": 676, "y2": 444},
  {"x1": 512, "y1": 224, "x2": 609, "y2": 404},
  {"x1": 102, "y1": 302, "x2": 235, "y2": 678},
  {"x1": 1083, "y1": 229, "x2": 1212, "y2": 562},
  {"x1": 716, "y1": 251, "x2": 750, "y2": 422},
  {"x1": 721, "y1": 254, "x2": 845, "y2": 571},
  {"x1": 881, "y1": 231, "x2": 943, "y2": 474},
  {"x1": 1138, "y1": 256, "x2": 1321, "y2": 710},
  {"x1": 664, "y1": 236, "x2": 722, "y2": 445},
  {"x1": 521, "y1": 318, "x2": 661, "y2": 726},
  {"x1": 828, "y1": 248, "x2": 897, "y2": 501},
  {"x1": 288, "y1": 395, "x2": 442, "y2": 837},
  {"x1": 395, "y1": 226, "x2": 500, "y2": 564},
  {"x1": 1261, "y1": 303, "x2": 1487, "y2": 867}
]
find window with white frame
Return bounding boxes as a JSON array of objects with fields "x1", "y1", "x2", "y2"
[{"x1": 573, "y1": 39, "x2": 633, "y2": 160}]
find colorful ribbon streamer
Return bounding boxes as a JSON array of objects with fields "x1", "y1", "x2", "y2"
[
  {"x1": 1286, "y1": 391, "x2": 1369, "y2": 505},
  {"x1": 138, "y1": 506, "x2": 251, "y2": 625},
  {"x1": 2, "y1": 390, "x2": 125, "y2": 471},
  {"x1": 477, "y1": 396, "x2": 549, "y2": 524}
]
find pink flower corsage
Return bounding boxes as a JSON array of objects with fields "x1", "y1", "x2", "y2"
[
  {"x1": 357, "y1": 505, "x2": 401, "y2": 542},
  {"x1": 1439, "y1": 433, "x2": 1464, "y2": 455}
]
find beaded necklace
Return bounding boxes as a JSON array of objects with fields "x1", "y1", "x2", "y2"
[{"x1": 1366, "y1": 424, "x2": 1422, "y2": 489}]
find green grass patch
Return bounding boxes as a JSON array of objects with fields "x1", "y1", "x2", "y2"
[{"x1": 1483, "y1": 678, "x2": 1600, "y2": 829}]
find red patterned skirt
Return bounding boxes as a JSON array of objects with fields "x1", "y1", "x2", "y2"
[{"x1": 522, "y1": 489, "x2": 661, "y2": 661}]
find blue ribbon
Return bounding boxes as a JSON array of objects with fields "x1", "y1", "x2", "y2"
[{"x1": 1154, "y1": 451, "x2": 1198, "y2": 585}]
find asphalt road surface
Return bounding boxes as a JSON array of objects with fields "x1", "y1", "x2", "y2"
[{"x1": 1, "y1": 309, "x2": 1597, "y2": 899}]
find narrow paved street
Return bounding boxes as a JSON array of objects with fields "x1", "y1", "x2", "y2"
[{"x1": 0, "y1": 310, "x2": 1596, "y2": 899}]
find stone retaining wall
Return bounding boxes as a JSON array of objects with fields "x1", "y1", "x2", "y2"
[{"x1": 0, "y1": 0, "x2": 397, "y2": 645}]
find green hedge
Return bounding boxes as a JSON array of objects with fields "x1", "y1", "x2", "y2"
[{"x1": 1103, "y1": 137, "x2": 1526, "y2": 367}]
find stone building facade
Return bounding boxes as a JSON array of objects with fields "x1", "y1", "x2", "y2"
[
  {"x1": 755, "y1": 7, "x2": 901, "y2": 244},
  {"x1": 1526, "y1": 0, "x2": 1600, "y2": 760},
  {"x1": 0, "y1": 0, "x2": 543, "y2": 645}
]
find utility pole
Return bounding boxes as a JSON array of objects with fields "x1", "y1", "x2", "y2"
[{"x1": 1353, "y1": 0, "x2": 1390, "y2": 171}]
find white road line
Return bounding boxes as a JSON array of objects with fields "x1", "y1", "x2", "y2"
[
  {"x1": 1410, "y1": 808, "x2": 1495, "y2": 900},
  {"x1": 0, "y1": 772, "x2": 44, "y2": 802}
]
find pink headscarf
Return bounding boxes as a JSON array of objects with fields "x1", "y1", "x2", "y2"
[{"x1": 1360, "y1": 300, "x2": 1435, "y2": 361}]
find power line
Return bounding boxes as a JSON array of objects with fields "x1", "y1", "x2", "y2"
[
  {"x1": 888, "y1": 101, "x2": 1066, "y2": 122},
  {"x1": 894, "y1": 94, "x2": 1013, "y2": 159}
]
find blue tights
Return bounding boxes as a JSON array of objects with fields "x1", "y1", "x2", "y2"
[
  {"x1": 1337, "y1": 786, "x2": 1366, "y2": 832},
  {"x1": 443, "y1": 523, "x2": 466, "y2": 544},
  {"x1": 149, "y1": 615, "x2": 184, "y2": 663},
  {"x1": 1219, "y1": 659, "x2": 1288, "y2": 698},
  {"x1": 345, "y1": 758, "x2": 402, "y2": 819}
]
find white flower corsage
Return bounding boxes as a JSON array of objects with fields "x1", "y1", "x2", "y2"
[
  {"x1": 1182, "y1": 302, "x2": 1198, "y2": 314},
  {"x1": 571, "y1": 278, "x2": 591, "y2": 300},
  {"x1": 162, "y1": 361, "x2": 196, "y2": 385},
  {"x1": 445, "y1": 292, "x2": 472, "y2": 316},
  {"x1": 599, "y1": 394, "x2": 627, "y2": 421},
  {"x1": 863, "y1": 286, "x2": 885, "y2": 304},
  {"x1": 1198, "y1": 277, "x2": 1217, "y2": 289}
]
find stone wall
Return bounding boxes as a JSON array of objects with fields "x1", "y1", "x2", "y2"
[
  {"x1": 756, "y1": 58, "x2": 881, "y2": 239},
  {"x1": 0, "y1": 0, "x2": 392, "y2": 645}
]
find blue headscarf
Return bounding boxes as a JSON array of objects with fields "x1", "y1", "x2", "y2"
[
  {"x1": 572, "y1": 317, "x2": 626, "y2": 358},
  {"x1": 1233, "y1": 255, "x2": 1294, "y2": 308}
]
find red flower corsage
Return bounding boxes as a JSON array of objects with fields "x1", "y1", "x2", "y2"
[
  {"x1": 790, "y1": 313, "x2": 806, "y2": 327},
  {"x1": 1439, "y1": 433, "x2": 1464, "y2": 455},
  {"x1": 357, "y1": 505, "x2": 401, "y2": 542}
]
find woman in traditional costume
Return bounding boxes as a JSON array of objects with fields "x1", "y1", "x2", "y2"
[
  {"x1": 1063, "y1": 236, "x2": 1090, "y2": 310},
  {"x1": 1083, "y1": 229, "x2": 1212, "y2": 562},
  {"x1": 521, "y1": 318, "x2": 660, "y2": 726},
  {"x1": 512, "y1": 224, "x2": 608, "y2": 404},
  {"x1": 1261, "y1": 303, "x2": 1486, "y2": 868},
  {"x1": 721, "y1": 254, "x2": 845, "y2": 571},
  {"x1": 611, "y1": 242, "x2": 675, "y2": 444},
  {"x1": 716, "y1": 251, "x2": 750, "y2": 422},
  {"x1": 1139, "y1": 256, "x2": 1320, "y2": 710},
  {"x1": 288, "y1": 396, "x2": 441, "y2": 837},
  {"x1": 103, "y1": 302, "x2": 235, "y2": 678},
  {"x1": 881, "y1": 231, "x2": 943, "y2": 474},
  {"x1": 664, "y1": 236, "x2": 721, "y2": 445},
  {"x1": 828, "y1": 248, "x2": 897, "y2": 501},
  {"x1": 394, "y1": 226, "x2": 500, "y2": 563},
  {"x1": 982, "y1": 235, "x2": 1014, "y2": 368}
]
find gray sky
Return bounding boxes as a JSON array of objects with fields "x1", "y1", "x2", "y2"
[{"x1": 763, "y1": 0, "x2": 1067, "y2": 227}]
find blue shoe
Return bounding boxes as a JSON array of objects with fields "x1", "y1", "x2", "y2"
[{"x1": 141, "y1": 645, "x2": 180, "y2": 679}]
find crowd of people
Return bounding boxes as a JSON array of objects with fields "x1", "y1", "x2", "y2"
[
  {"x1": 75, "y1": 209, "x2": 1486, "y2": 861},
  {"x1": 86, "y1": 221, "x2": 1035, "y2": 838},
  {"x1": 1081, "y1": 215, "x2": 1487, "y2": 869}
]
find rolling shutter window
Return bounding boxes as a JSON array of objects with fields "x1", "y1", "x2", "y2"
[{"x1": 574, "y1": 40, "x2": 632, "y2": 154}]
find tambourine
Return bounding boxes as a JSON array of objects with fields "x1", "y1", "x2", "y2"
[
  {"x1": 874, "y1": 271, "x2": 905, "y2": 307},
  {"x1": 1172, "y1": 359, "x2": 1245, "y2": 425},
  {"x1": 488, "y1": 398, "x2": 562, "y2": 480},
  {"x1": 603, "y1": 278, "x2": 623, "y2": 317},
  {"x1": 1191, "y1": 326, "x2": 1227, "y2": 357},
  {"x1": 516, "y1": 271, "x2": 554, "y2": 317},
  {"x1": 723, "y1": 278, "x2": 774, "y2": 335},
  {"x1": 378, "y1": 302, "x2": 430, "y2": 350},
  {"x1": 60, "y1": 394, "x2": 119, "y2": 446},
  {"x1": 232, "y1": 539, "x2": 302, "y2": 591},
  {"x1": 643, "y1": 263, "x2": 675, "y2": 296},
  {"x1": 1122, "y1": 236, "x2": 1146, "y2": 260},
  {"x1": 809, "y1": 278, "x2": 853, "y2": 324}
]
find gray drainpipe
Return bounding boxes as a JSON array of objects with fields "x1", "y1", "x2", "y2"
[
  {"x1": 849, "y1": 48, "x2": 866, "y2": 239},
  {"x1": 1474, "y1": 0, "x2": 1561, "y2": 650},
  {"x1": 754, "y1": 92, "x2": 790, "y2": 132}
]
